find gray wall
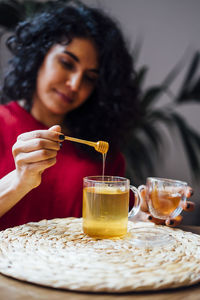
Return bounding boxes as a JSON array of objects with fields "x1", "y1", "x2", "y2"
[{"x1": 1, "y1": 0, "x2": 200, "y2": 224}]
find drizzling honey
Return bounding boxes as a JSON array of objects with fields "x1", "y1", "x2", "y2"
[
  {"x1": 102, "y1": 152, "x2": 107, "y2": 178},
  {"x1": 64, "y1": 134, "x2": 109, "y2": 177}
]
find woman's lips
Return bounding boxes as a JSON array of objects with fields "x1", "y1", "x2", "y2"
[{"x1": 55, "y1": 90, "x2": 74, "y2": 103}]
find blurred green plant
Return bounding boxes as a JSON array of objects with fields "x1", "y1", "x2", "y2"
[
  {"x1": 0, "y1": 0, "x2": 200, "y2": 185},
  {"x1": 124, "y1": 49, "x2": 200, "y2": 184}
]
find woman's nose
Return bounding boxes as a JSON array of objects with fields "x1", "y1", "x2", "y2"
[{"x1": 65, "y1": 74, "x2": 81, "y2": 91}]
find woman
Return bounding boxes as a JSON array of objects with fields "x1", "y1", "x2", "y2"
[{"x1": 0, "y1": 0, "x2": 193, "y2": 230}]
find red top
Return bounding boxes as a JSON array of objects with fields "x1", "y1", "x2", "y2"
[{"x1": 0, "y1": 102, "x2": 125, "y2": 230}]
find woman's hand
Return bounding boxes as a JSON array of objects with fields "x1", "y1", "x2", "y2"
[
  {"x1": 12, "y1": 125, "x2": 64, "y2": 190},
  {"x1": 139, "y1": 186, "x2": 195, "y2": 227}
]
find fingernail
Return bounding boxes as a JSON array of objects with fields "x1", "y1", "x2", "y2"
[
  {"x1": 148, "y1": 215, "x2": 153, "y2": 220},
  {"x1": 186, "y1": 203, "x2": 190, "y2": 209},
  {"x1": 59, "y1": 134, "x2": 65, "y2": 140},
  {"x1": 169, "y1": 220, "x2": 174, "y2": 225},
  {"x1": 59, "y1": 142, "x2": 63, "y2": 148}
]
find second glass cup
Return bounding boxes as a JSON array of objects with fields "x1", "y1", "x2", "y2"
[
  {"x1": 82, "y1": 176, "x2": 141, "y2": 239},
  {"x1": 139, "y1": 177, "x2": 188, "y2": 220}
]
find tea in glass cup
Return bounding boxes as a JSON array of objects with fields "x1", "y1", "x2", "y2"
[
  {"x1": 127, "y1": 178, "x2": 189, "y2": 247},
  {"x1": 142, "y1": 177, "x2": 188, "y2": 219},
  {"x1": 82, "y1": 176, "x2": 141, "y2": 239}
]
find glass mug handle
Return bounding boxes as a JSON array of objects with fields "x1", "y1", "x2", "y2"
[{"x1": 128, "y1": 185, "x2": 142, "y2": 218}]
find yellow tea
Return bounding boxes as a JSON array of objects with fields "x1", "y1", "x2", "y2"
[
  {"x1": 149, "y1": 188, "x2": 181, "y2": 217},
  {"x1": 83, "y1": 186, "x2": 129, "y2": 238}
]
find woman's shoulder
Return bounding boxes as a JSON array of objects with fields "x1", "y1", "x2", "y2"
[
  {"x1": 0, "y1": 101, "x2": 34, "y2": 136},
  {"x1": 0, "y1": 101, "x2": 20, "y2": 127},
  {"x1": 0, "y1": 101, "x2": 18, "y2": 117},
  {"x1": 0, "y1": 100, "x2": 34, "y2": 125}
]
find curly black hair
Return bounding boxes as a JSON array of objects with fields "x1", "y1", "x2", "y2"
[{"x1": 1, "y1": 0, "x2": 139, "y2": 154}]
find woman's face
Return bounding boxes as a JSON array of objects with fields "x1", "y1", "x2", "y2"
[{"x1": 32, "y1": 37, "x2": 99, "y2": 126}]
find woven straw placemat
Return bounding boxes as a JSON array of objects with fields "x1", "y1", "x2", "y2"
[{"x1": 0, "y1": 217, "x2": 200, "y2": 292}]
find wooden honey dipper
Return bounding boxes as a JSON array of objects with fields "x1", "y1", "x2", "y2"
[{"x1": 65, "y1": 136, "x2": 109, "y2": 154}]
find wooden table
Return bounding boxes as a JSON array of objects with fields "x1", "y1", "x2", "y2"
[{"x1": 0, "y1": 225, "x2": 200, "y2": 300}]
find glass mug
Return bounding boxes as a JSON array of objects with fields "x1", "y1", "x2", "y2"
[
  {"x1": 82, "y1": 176, "x2": 141, "y2": 239},
  {"x1": 139, "y1": 177, "x2": 188, "y2": 220}
]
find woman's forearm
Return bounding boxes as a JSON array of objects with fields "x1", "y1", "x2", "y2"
[{"x1": 0, "y1": 170, "x2": 32, "y2": 218}]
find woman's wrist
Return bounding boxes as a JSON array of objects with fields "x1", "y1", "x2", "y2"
[{"x1": 0, "y1": 170, "x2": 34, "y2": 217}]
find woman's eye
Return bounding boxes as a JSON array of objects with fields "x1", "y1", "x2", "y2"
[
  {"x1": 84, "y1": 75, "x2": 98, "y2": 84},
  {"x1": 60, "y1": 59, "x2": 74, "y2": 70}
]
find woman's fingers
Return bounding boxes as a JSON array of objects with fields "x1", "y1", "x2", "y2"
[
  {"x1": 185, "y1": 186, "x2": 194, "y2": 198},
  {"x1": 22, "y1": 157, "x2": 57, "y2": 173},
  {"x1": 165, "y1": 215, "x2": 183, "y2": 227},
  {"x1": 13, "y1": 125, "x2": 64, "y2": 159},
  {"x1": 13, "y1": 125, "x2": 64, "y2": 174},
  {"x1": 146, "y1": 203, "x2": 194, "y2": 227},
  {"x1": 15, "y1": 149, "x2": 58, "y2": 165},
  {"x1": 164, "y1": 201, "x2": 195, "y2": 227},
  {"x1": 138, "y1": 185, "x2": 148, "y2": 212},
  {"x1": 182, "y1": 201, "x2": 195, "y2": 211},
  {"x1": 48, "y1": 125, "x2": 62, "y2": 132},
  {"x1": 145, "y1": 214, "x2": 165, "y2": 225},
  {"x1": 12, "y1": 126, "x2": 64, "y2": 190},
  {"x1": 13, "y1": 138, "x2": 61, "y2": 155},
  {"x1": 17, "y1": 126, "x2": 64, "y2": 142},
  {"x1": 146, "y1": 214, "x2": 183, "y2": 227}
]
